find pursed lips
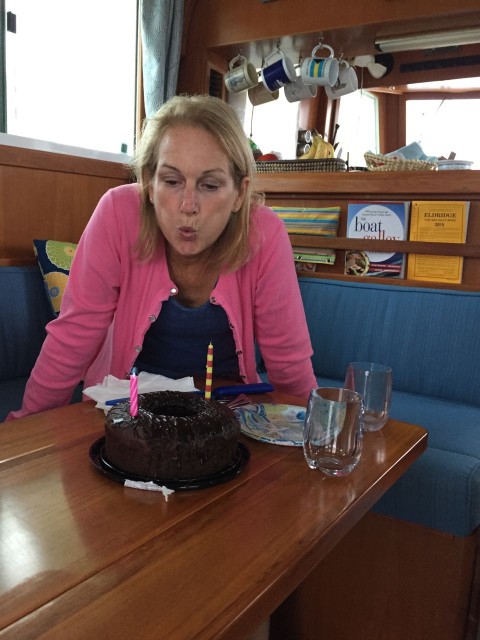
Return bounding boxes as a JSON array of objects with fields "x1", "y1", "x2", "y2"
[{"x1": 178, "y1": 225, "x2": 198, "y2": 240}]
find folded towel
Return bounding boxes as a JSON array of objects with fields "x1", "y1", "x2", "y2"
[{"x1": 83, "y1": 372, "x2": 198, "y2": 411}]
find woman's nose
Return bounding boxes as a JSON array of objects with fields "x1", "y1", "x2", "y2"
[{"x1": 181, "y1": 187, "x2": 198, "y2": 214}]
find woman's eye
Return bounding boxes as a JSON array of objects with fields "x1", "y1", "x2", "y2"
[
  {"x1": 163, "y1": 177, "x2": 180, "y2": 186},
  {"x1": 202, "y1": 182, "x2": 220, "y2": 191}
]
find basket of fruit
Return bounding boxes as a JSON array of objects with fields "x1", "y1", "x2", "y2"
[
  {"x1": 255, "y1": 158, "x2": 347, "y2": 172},
  {"x1": 364, "y1": 152, "x2": 437, "y2": 171},
  {"x1": 255, "y1": 132, "x2": 347, "y2": 172}
]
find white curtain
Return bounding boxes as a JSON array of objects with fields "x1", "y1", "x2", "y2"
[{"x1": 141, "y1": 0, "x2": 184, "y2": 117}]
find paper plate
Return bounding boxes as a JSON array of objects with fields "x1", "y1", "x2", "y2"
[{"x1": 235, "y1": 403, "x2": 306, "y2": 446}]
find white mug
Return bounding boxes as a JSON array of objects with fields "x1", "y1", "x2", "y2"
[
  {"x1": 301, "y1": 44, "x2": 339, "y2": 87},
  {"x1": 224, "y1": 55, "x2": 258, "y2": 93},
  {"x1": 248, "y1": 82, "x2": 279, "y2": 106},
  {"x1": 261, "y1": 49, "x2": 296, "y2": 93},
  {"x1": 325, "y1": 61, "x2": 358, "y2": 99},
  {"x1": 284, "y1": 76, "x2": 317, "y2": 103}
]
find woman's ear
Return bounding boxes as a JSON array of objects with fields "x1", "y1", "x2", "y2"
[{"x1": 235, "y1": 176, "x2": 250, "y2": 211}]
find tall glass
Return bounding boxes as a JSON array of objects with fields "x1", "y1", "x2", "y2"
[
  {"x1": 345, "y1": 362, "x2": 392, "y2": 431},
  {"x1": 303, "y1": 387, "x2": 363, "y2": 477}
]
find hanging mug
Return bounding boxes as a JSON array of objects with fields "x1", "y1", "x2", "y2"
[
  {"x1": 284, "y1": 76, "x2": 318, "y2": 103},
  {"x1": 325, "y1": 61, "x2": 359, "y2": 99},
  {"x1": 261, "y1": 49, "x2": 296, "y2": 93},
  {"x1": 224, "y1": 55, "x2": 258, "y2": 93},
  {"x1": 248, "y1": 83, "x2": 279, "y2": 106},
  {"x1": 301, "y1": 44, "x2": 339, "y2": 87}
]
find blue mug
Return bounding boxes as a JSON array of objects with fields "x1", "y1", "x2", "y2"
[{"x1": 261, "y1": 50, "x2": 296, "y2": 92}]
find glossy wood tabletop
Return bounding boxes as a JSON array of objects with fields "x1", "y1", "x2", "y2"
[{"x1": 0, "y1": 392, "x2": 427, "y2": 639}]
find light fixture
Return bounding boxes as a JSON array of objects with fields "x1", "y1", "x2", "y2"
[
  {"x1": 353, "y1": 55, "x2": 388, "y2": 79},
  {"x1": 375, "y1": 27, "x2": 480, "y2": 53}
]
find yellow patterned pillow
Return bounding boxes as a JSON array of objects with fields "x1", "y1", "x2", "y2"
[{"x1": 33, "y1": 239, "x2": 78, "y2": 316}]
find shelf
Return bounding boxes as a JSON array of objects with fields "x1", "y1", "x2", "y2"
[
  {"x1": 293, "y1": 270, "x2": 480, "y2": 291},
  {"x1": 255, "y1": 170, "x2": 480, "y2": 289},
  {"x1": 254, "y1": 170, "x2": 480, "y2": 200},
  {"x1": 289, "y1": 236, "x2": 480, "y2": 258}
]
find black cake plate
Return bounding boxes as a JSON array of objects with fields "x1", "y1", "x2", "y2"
[{"x1": 89, "y1": 437, "x2": 250, "y2": 491}]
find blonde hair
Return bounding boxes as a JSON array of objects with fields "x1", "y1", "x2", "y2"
[{"x1": 130, "y1": 94, "x2": 263, "y2": 270}]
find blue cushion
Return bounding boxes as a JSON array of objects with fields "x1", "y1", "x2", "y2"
[
  {"x1": 0, "y1": 377, "x2": 31, "y2": 422},
  {"x1": 0, "y1": 266, "x2": 54, "y2": 383},
  {"x1": 373, "y1": 448, "x2": 480, "y2": 537},
  {"x1": 298, "y1": 278, "x2": 480, "y2": 407},
  {"x1": 378, "y1": 389, "x2": 480, "y2": 536}
]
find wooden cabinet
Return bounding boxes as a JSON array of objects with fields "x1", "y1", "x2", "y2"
[{"x1": 254, "y1": 169, "x2": 480, "y2": 290}]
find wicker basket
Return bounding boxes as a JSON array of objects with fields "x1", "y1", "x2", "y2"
[
  {"x1": 255, "y1": 158, "x2": 347, "y2": 173},
  {"x1": 364, "y1": 152, "x2": 437, "y2": 172}
]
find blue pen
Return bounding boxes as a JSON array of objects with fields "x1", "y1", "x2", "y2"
[{"x1": 105, "y1": 397, "x2": 129, "y2": 406}]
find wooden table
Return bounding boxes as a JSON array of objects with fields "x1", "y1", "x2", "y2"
[{"x1": 0, "y1": 391, "x2": 427, "y2": 639}]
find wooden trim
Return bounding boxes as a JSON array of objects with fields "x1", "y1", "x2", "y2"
[
  {"x1": 0, "y1": 145, "x2": 132, "y2": 181},
  {"x1": 0, "y1": 258, "x2": 37, "y2": 267},
  {"x1": 290, "y1": 236, "x2": 480, "y2": 258}
]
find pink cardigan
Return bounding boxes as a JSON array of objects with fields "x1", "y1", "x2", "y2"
[{"x1": 8, "y1": 184, "x2": 316, "y2": 420}]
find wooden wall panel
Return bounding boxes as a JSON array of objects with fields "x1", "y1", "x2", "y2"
[
  {"x1": 270, "y1": 512, "x2": 478, "y2": 640},
  {"x1": 0, "y1": 147, "x2": 131, "y2": 265}
]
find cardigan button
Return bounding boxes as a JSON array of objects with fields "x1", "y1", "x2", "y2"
[
  {"x1": 135, "y1": 345, "x2": 142, "y2": 352},
  {"x1": 170, "y1": 287, "x2": 178, "y2": 295},
  {"x1": 210, "y1": 296, "x2": 217, "y2": 304},
  {"x1": 149, "y1": 315, "x2": 156, "y2": 322},
  {"x1": 236, "y1": 350, "x2": 242, "y2": 355}
]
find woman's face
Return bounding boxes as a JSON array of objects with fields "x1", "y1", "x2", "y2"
[{"x1": 148, "y1": 124, "x2": 248, "y2": 263}]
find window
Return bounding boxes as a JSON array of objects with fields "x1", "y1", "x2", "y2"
[
  {"x1": 229, "y1": 89, "x2": 300, "y2": 160},
  {"x1": 405, "y1": 84, "x2": 480, "y2": 168},
  {"x1": 3, "y1": 0, "x2": 137, "y2": 158},
  {"x1": 336, "y1": 89, "x2": 379, "y2": 168}
]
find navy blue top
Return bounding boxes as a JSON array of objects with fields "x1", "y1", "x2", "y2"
[{"x1": 135, "y1": 297, "x2": 239, "y2": 379}]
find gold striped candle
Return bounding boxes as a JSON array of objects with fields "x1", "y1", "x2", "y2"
[{"x1": 205, "y1": 342, "x2": 213, "y2": 400}]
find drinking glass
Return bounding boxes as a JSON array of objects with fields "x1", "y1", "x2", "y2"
[
  {"x1": 303, "y1": 387, "x2": 363, "y2": 477},
  {"x1": 345, "y1": 362, "x2": 392, "y2": 432}
]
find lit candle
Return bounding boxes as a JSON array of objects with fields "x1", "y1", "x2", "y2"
[
  {"x1": 130, "y1": 367, "x2": 138, "y2": 417},
  {"x1": 205, "y1": 342, "x2": 213, "y2": 400}
]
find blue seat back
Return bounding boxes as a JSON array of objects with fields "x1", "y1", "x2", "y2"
[
  {"x1": 298, "y1": 277, "x2": 480, "y2": 407},
  {"x1": 0, "y1": 266, "x2": 54, "y2": 382}
]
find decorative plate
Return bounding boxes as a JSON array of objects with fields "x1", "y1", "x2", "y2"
[
  {"x1": 234, "y1": 403, "x2": 306, "y2": 446},
  {"x1": 89, "y1": 437, "x2": 250, "y2": 491}
]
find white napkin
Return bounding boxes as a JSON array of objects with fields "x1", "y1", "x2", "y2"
[
  {"x1": 83, "y1": 372, "x2": 198, "y2": 411},
  {"x1": 124, "y1": 480, "x2": 175, "y2": 501}
]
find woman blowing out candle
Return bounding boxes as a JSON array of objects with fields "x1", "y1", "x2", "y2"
[{"x1": 5, "y1": 95, "x2": 316, "y2": 421}]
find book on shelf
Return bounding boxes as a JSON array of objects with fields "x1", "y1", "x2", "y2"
[
  {"x1": 273, "y1": 206, "x2": 341, "y2": 272},
  {"x1": 293, "y1": 247, "x2": 336, "y2": 271},
  {"x1": 344, "y1": 201, "x2": 410, "y2": 277},
  {"x1": 407, "y1": 200, "x2": 470, "y2": 284},
  {"x1": 272, "y1": 206, "x2": 341, "y2": 236}
]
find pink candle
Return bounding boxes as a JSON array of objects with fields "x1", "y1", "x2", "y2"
[
  {"x1": 205, "y1": 342, "x2": 213, "y2": 400},
  {"x1": 130, "y1": 367, "x2": 138, "y2": 417}
]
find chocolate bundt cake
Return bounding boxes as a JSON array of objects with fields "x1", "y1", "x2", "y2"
[{"x1": 104, "y1": 390, "x2": 241, "y2": 480}]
